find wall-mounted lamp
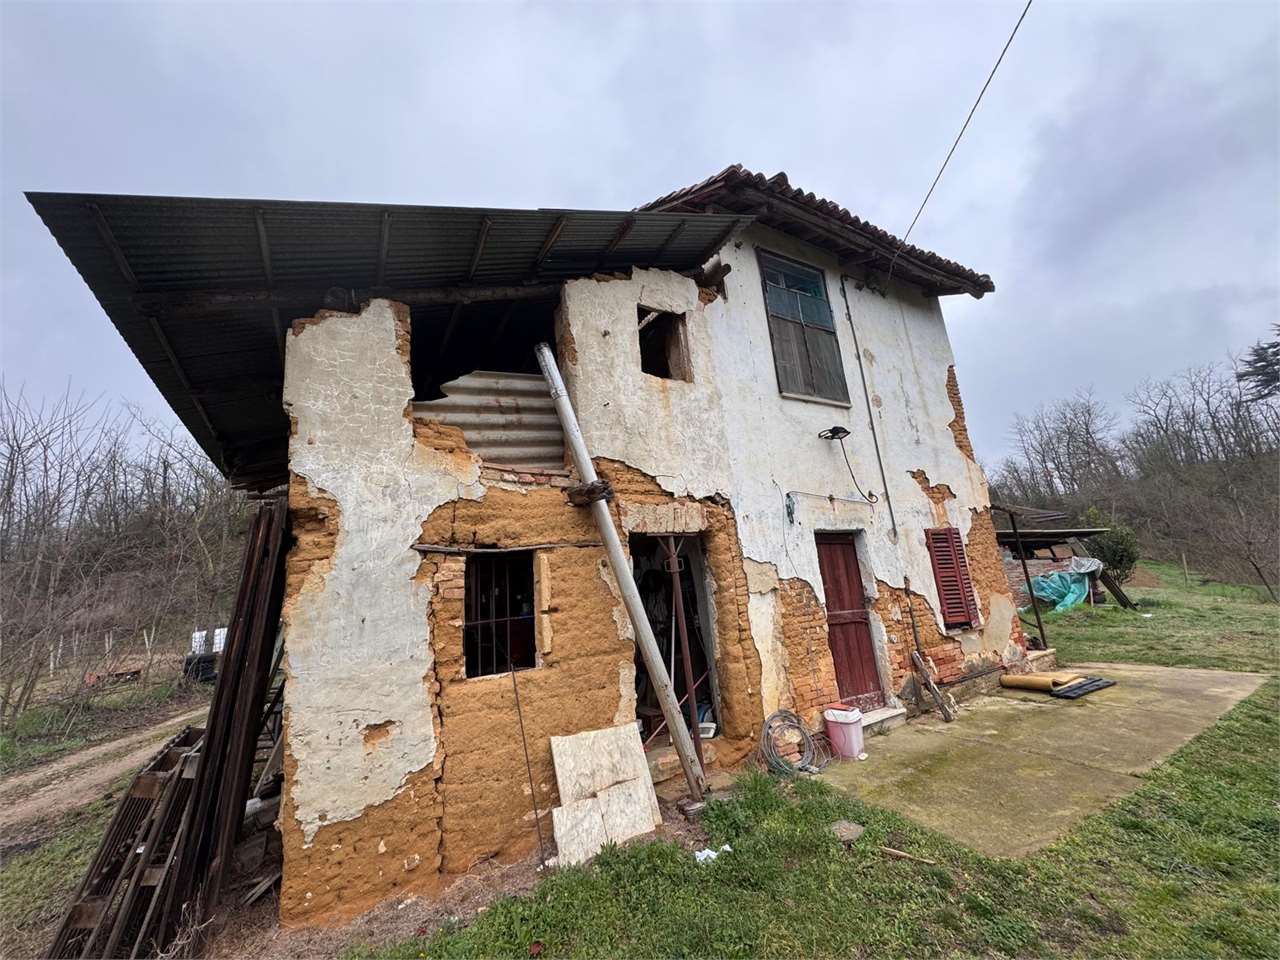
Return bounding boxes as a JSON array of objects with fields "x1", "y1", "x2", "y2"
[{"x1": 818, "y1": 425, "x2": 879, "y2": 504}]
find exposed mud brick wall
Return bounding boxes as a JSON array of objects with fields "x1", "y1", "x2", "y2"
[
  {"x1": 945, "y1": 365, "x2": 976, "y2": 461},
  {"x1": 282, "y1": 473, "x2": 339, "y2": 617},
  {"x1": 909, "y1": 469, "x2": 956, "y2": 527},
  {"x1": 701, "y1": 501, "x2": 767, "y2": 764},
  {"x1": 964, "y1": 508, "x2": 1027, "y2": 653},
  {"x1": 278, "y1": 733, "x2": 445, "y2": 924},
  {"x1": 418, "y1": 484, "x2": 629, "y2": 872},
  {"x1": 431, "y1": 546, "x2": 628, "y2": 871},
  {"x1": 777, "y1": 578, "x2": 841, "y2": 726},
  {"x1": 595, "y1": 459, "x2": 765, "y2": 766},
  {"x1": 279, "y1": 478, "x2": 447, "y2": 926},
  {"x1": 479, "y1": 465, "x2": 575, "y2": 488},
  {"x1": 419, "y1": 484, "x2": 599, "y2": 548},
  {"x1": 870, "y1": 580, "x2": 964, "y2": 688},
  {"x1": 871, "y1": 508, "x2": 1026, "y2": 694}
]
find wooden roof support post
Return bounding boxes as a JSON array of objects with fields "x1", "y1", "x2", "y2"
[
  {"x1": 535, "y1": 342, "x2": 706, "y2": 800},
  {"x1": 1006, "y1": 509, "x2": 1048, "y2": 650}
]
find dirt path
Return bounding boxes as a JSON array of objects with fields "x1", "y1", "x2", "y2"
[{"x1": 0, "y1": 706, "x2": 207, "y2": 832}]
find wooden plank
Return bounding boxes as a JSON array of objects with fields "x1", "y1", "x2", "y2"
[
  {"x1": 129, "y1": 773, "x2": 167, "y2": 800},
  {"x1": 65, "y1": 898, "x2": 106, "y2": 930}
]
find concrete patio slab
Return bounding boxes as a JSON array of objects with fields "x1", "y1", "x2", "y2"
[{"x1": 821, "y1": 662, "x2": 1266, "y2": 857}]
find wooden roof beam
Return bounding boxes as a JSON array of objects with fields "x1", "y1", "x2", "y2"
[
  {"x1": 466, "y1": 215, "x2": 493, "y2": 282},
  {"x1": 133, "y1": 282, "x2": 563, "y2": 319},
  {"x1": 597, "y1": 216, "x2": 635, "y2": 268},
  {"x1": 649, "y1": 218, "x2": 687, "y2": 266},
  {"x1": 375, "y1": 211, "x2": 392, "y2": 287},
  {"x1": 530, "y1": 215, "x2": 567, "y2": 275},
  {"x1": 89, "y1": 202, "x2": 223, "y2": 462}
]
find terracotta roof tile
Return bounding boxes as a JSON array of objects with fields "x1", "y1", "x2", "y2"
[{"x1": 641, "y1": 164, "x2": 994, "y2": 298}]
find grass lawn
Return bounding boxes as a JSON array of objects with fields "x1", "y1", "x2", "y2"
[
  {"x1": 0, "y1": 677, "x2": 208, "y2": 774},
  {"x1": 1046, "y1": 560, "x2": 1278, "y2": 673},
  {"x1": 351, "y1": 563, "x2": 1279, "y2": 959}
]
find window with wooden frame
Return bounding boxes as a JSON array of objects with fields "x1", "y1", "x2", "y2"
[
  {"x1": 757, "y1": 251, "x2": 850, "y2": 404},
  {"x1": 925, "y1": 527, "x2": 979, "y2": 629},
  {"x1": 463, "y1": 551, "x2": 537, "y2": 677}
]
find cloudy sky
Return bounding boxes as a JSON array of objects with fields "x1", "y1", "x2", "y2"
[{"x1": 2, "y1": 0, "x2": 1277, "y2": 464}]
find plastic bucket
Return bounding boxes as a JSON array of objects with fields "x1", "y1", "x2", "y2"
[{"x1": 824, "y1": 706, "x2": 865, "y2": 759}]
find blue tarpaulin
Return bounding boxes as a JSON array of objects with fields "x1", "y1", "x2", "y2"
[{"x1": 1030, "y1": 571, "x2": 1091, "y2": 612}]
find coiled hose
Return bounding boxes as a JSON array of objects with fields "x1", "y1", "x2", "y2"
[{"x1": 759, "y1": 709, "x2": 833, "y2": 776}]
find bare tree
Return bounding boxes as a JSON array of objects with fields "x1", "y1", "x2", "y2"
[
  {"x1": 992, "y1": 363, "x2": 1279, "y2": 592},
  {"x1": 0, "y1": 385, "x2": 250, "y2": 726}
]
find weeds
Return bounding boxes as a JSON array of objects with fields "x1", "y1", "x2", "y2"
[{"x1": 347, "y1": 562, "x2": 1278, "y2": 959}]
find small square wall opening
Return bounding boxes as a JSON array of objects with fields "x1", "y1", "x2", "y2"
[{"x1": 637, "y1": 305, "x2": 691, "y2": 381}]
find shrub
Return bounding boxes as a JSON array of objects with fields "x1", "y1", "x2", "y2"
[{"x1": 1080, "y1": 507, "x2": 1141, "y2": 583}]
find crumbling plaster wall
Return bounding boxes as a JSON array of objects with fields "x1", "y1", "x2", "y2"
[
  {"x1": 282, "y1": 299, "x2": 485, "y2": 845},
  {"x1": 557, "y1": 224, "x2": 1022, "y2": 703},
  {"x1": 279, "y1": 299, "x2": 653, "y2": 923}
]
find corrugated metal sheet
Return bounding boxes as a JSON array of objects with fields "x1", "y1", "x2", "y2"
[
  {"x1": 413, "y1": 372, "x2": 564, "y2": 470},
  {"x1": 26, "y1": 191, "x2": 750, "y2": 486}
]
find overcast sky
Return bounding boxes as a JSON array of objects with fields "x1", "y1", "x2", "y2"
[{"x1": 3, "y1": 0, "x2": 1277, "y2": 464}]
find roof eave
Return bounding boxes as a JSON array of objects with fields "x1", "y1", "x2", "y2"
[{"x1": 642, "y1": 165, "x2": 995, "y2": 299}]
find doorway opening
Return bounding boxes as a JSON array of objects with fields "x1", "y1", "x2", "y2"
[{"x1": 629, "y1": 534, "x2": 719, "y2": 751}]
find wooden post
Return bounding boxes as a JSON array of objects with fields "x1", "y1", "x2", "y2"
[
  {"x1": 535, "y1": 343, "x2": 706, "y2": 800},
  {"x1": 1247, "y1": 556, "x2": 1279, "y2": 604},
  {"x1": 1181, "y1": 552, "x2": 1190, "y2": 588},
  {"x1": 1007, "y1": 511, "x2": 1048, "y2": 650},
  {"x1": 664, "y1": 536, "x2": 704, "y2": 767}
]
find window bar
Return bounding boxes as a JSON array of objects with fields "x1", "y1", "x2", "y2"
[{"x1": 504, "y1": 555, "x2": 512, "y2": 674}]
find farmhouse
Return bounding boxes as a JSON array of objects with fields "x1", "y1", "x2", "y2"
[{"x1": 30, "y1": 165, "x2": 1025, "y2": 925}]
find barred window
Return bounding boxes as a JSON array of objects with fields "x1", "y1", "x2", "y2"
[
  {"x1": 464, "y1": 551, "x2": 536, "y2": 677},
  {"x1": 758, "y1": 252, "x2": 850, "y2": 403}
]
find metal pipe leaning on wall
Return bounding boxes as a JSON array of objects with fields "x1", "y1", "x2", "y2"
[{"x1": 534, "y1": 342, "x2": 707, "y2": 801}]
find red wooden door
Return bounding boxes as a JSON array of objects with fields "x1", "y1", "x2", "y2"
[{"x1": 815, "y1": 534, "x2": 885, "y2": 711}]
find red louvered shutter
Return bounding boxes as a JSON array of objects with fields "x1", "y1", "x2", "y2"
[{"x1": 926, "y1": 527, "x2": 979, "y2": 629}]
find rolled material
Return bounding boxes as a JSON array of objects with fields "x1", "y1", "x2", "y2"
[{"x1": 1000, "y1": 671, "x2": 1085, "y2": 692}]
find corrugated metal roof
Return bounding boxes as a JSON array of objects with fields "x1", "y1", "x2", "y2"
[
  {"x1": 414, "y1": 371, "x2": 565, "y2": 470},
  {"x1": 641, "y1": 164, "x2": 994, "y2": 298},
  {"x1": 27, "y1": 192, "x2": 748, "y2": 487}
]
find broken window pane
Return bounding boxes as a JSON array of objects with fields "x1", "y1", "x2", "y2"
[
  {"x1": 798, "y1": 291, "x2": 834, "y2": 330},
  {"x1": 463, "y1": 551, "x2": 537, "y2": 677},
  {"x1": 766, "y1": 283, "x2": 801, "y2": 321}
]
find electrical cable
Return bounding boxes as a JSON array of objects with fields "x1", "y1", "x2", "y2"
[
  {"x1": 759, "y1": 709, "x2": 832, "y2": 776},
  {"x1": 507, "y1": 649, "x2": 547, "y2": 868},
  {"x1": 886, "y1": 0, "x2": 1034, "y2": 286},
  {"x1": 837, "y1": 437, "x2": 879, "y2": 503},
  {"x1": 838, "y1": 275, "x2": 897, "y2": 536}
]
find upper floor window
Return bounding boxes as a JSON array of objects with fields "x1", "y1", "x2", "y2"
[{"x1": 758, "y1": 252, "x2": 850, "y2": 404}]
